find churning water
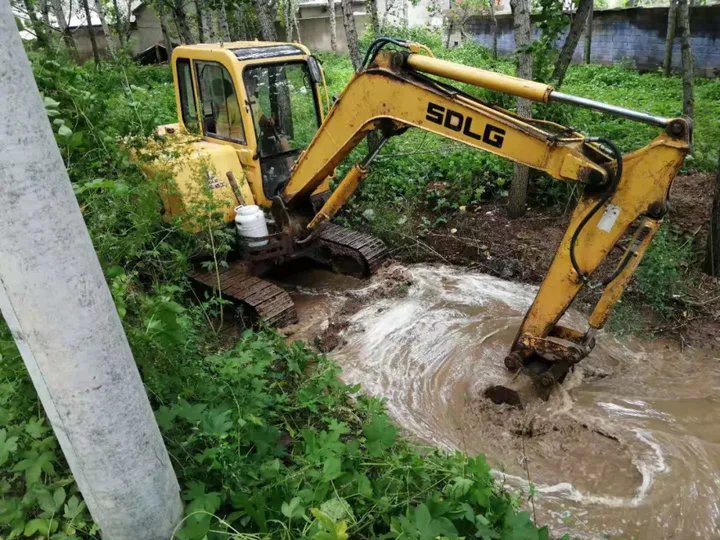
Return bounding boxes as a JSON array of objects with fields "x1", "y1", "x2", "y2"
[{"x1": 286, "y1": 264, "x2": 720, "y2": 539}]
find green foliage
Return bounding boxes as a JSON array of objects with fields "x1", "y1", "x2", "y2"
[
  {"x1": 2, "y1": 45, "x2": 547, "y2": 540},
  {"x1": 152, "y1": 330, "x2": 544, "y2": 539},
  {"x1": 634, "y1": 224, "x2": 692, "y2": 314},
  {"x1": 528, "y1": 0, "x2": 569, "y2": 83}
]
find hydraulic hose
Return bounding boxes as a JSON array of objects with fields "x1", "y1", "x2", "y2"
[{"x1": 568, "y1": 137, "x2": 624, "y2": 284}]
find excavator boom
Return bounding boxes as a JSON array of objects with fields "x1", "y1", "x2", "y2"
[{"x1": 281, "y1": 40, "x2": 691, "y2": 398}]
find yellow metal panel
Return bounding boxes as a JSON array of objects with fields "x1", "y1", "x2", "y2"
[{"x1": 139, "y1": 134, "x2": 255, "y2": 229}]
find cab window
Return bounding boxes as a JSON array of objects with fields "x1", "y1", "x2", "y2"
[
  {"x1": 243, "y1": 61, "x2": 320, "y2": 197},
  {"x1": 243, "y1": 62, "x2": 319, "y2": 157},
  {"x1": 176, "y1": 59, "x2": 198, "y2": 131},
  {"x1": 195, "y1": 61, "x2": 246, "y2": 144}
]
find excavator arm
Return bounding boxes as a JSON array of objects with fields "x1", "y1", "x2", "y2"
[{"x1": 281, "y1": 41, "x2": 691, "y2": 395}]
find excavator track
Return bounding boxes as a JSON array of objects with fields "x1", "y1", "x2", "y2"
[
  {"x1": 314, "y1": 223, "x2": 388, "y2": 276},
  {"x1": 189, "y1": 262, "x2": 298, "y2": 327}
]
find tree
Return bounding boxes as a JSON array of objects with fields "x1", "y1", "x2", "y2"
[
  {"x1": 340, "y1": 0, "x2": 361, "y2": 70},
  {"x1": 704, "y1": 156, "x2": 720, "y2": 276},
  {"x1": 194, "y1": 0, "x2": 205, "y2": 41},
  {"x1": 488, "y1": 0, "x2": 498, "y2": 59},
  {"x1": 80, "y1": 0, "x2": 101, "y2": 64},
  {"x1": 551, "y1": 0, "x2": 593, "y2": 86},
  {"x1": 19, "y1": 0, "x2": 49, "y2": 48},
  {"x1": 93, "y1": 0, "x2": 116, "y2": 56},
  {"x1": 366, "y1": 0, "x2": 379, "y2": 34},
  {"x1": 677, "y1": 0, "x2": 693, "y2": 117},
  {"x1": 583, "y1": 0, "x2": 592, "y2": 64},
  {"x1": 167, "y1": 0, "x2": 194, "y2": 43},
  {"x1": 508, "y1": 0, "x2": 532, "y2": 218},
  {"x1": 663, "y1": 0, "x2": 677, "y2": 76},
  {"x1": 327, "y1": 0, "x2": 337, "y2": 51},
  {"x1": 38, "y1": 0, "x2": 50, "y2": 27},
  {"x1": 50, "y1": 0, "x2": 78, "y2": 55},
  {"x1": 217, "y1": 0, "x2": 230, "y2": 41},
  {"x1": 255, "y1": 0, "x2": 278, "y2": 41},
  {"x1": 282, "y1": 0, "x2": 299, "y2": 41},
  {"x1": 154, "y1": 2, "x2": 174, "y2": 54}
]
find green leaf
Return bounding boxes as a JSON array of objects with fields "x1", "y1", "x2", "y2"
[
  {"x1": 322, "y1": 456, "x2": 342, "y2": 482},
  {"x1": 43, "y1": 96, "x2": 60, "y2": 108},
  {"x1": 362, "y1": 413, "x2": 398, "y2": 456},
  {"x1": 281, "y1": 496, "x2": 305, "y2": 520},
  {"x1": 25, "y1": 417, "x2": 47, "y2": 439},
  {"x1": 24, "y1": 517, "x2": 58, "y2": 537},
  {"x1": 0, "y1": 429, "x2": 18, "y2": 466},
  {"x1": 64, "y1": 495, "x2": 86, "y2": 520},
  {"x1": 58, "y1": 124, "x2": 73, "y2": 137}
]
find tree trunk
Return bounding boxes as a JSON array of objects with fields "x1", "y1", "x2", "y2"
[
  {"x1": 39, "y1": 0, "x2": 50, "y2": 27},
  {"x1": 283, "y1": 0, "x2": 294, "y2": 41},
  {"x1": 704, "y1": 156, "x2": 720, "y2": 276},
  {"x1": 111, "y1": 0, "x2": 125, "y2": 46},
  {"x1": 173, "y1": 0, "x2": 194, "y2": 43},
  {"x1": 156, "y1": 3, "x2": 174, "y2": 57},
  {"x1": 341, "y1": 0, "x2": 361, "y2": 70},
  {"x1": 194, "y1": 0, "x2": 205, "y2": 41},
  {"x1": 366, "y1": 0, "x2": 379, "y2": 34},
  {"x1": 218, "y1": 0, "x2": 230, "y2": 41},
  {"x1": 445, "y1": 19, "x2": 454, "y2": 48},
  {"x1": 402, "y1": 0, "x2": 408, "y2": 26},
  {"x1": 81, "y1": 0, "x2": 101, "y2": 64},
  {"x1": 551, "y1": 0, "x2": 593, "y2": 87},
  {"x1": 584, "y1": 1, "x2": 593, "y2": 64},
  {"x1": 22, "y1": 0, "x2": 49, "y2": 48},
  {"x1": 488, "y1": 0, "x2": 498, "y2": 59},
  {"x1": 677, "y1": 0, "x2": 693, "y2": 117},
  {"x1": 327, "y1": 0, "x2": 337, "y2": 51},
  {"x1": 93, "y1": 0, "x2": 116, "y2": 56},
  {"x1": 0, "y1": 5, "x2": 183, "y2": 536},
  {"x1": 50, "y1": 0, "x2": 77, "y2": 55},
  {"x1": 255, "y1": 0, "x2": 278, "y2": 41},
  {"x1": 203, "y1": 7, "x2": 216, "y2": 41},
  {"x1": 663, "y1": 0, "x2": 677, "y2": 76},
  {"x1": 508, "y1": 0, "x2": 532, "y2": 219}
]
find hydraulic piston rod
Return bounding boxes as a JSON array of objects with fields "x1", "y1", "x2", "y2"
[
  {"x1": 549, "y1": 92, "x2": 670, "y2": 128},
  {"x1": 405, "y1": 53, "x2": 672, "y2": 128}
]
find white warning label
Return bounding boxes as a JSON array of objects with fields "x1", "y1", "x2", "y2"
[{"x1": 597, "y1": 204, "x2": 621, "y2": 232}]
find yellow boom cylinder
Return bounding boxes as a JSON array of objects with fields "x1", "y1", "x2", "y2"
[
  {"x1": 307, "y1": 163, "x2": 368, "y2": 230},
  {"x1": 406, "y1": 53, "x2": 554, "y2": 103}
]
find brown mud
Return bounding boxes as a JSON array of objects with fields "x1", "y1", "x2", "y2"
[{"x1": 276, "y1": 262, "x2": 720, "y2": 540}]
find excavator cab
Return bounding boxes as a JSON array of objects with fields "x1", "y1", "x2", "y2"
[{"x1": 164, "y1": 42, "x2": 328, "y2": 214}]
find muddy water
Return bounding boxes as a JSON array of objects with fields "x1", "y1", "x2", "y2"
[{"x1": 283, "y1": 264, "x2": 720, "y2": 539}]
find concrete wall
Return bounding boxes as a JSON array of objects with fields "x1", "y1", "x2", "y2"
[
  {"x1": 292, "y1": 1, "x2": 369, "y2": 53},
  {"x1": 466, "y1": 5, "x2": 720, "y2": 77}
]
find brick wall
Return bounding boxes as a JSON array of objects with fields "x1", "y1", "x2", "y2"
[{"x1": 466, "y1": 5, "x2": 720, "y2": 77}]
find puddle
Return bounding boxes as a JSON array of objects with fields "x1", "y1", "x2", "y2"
[{"x1": 282, "y1": 263, "x2": 720, "y2": 539}]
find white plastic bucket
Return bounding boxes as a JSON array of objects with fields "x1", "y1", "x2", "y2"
[{"x1": 235, "y1": 205, "x2": 269, "y2": 248}]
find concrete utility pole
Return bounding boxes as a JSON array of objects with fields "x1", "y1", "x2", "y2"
[{"x1": 0, "y1": 3, "x2": 183, "y2": 539}]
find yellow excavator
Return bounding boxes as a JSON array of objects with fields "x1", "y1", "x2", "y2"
[{"x1": 141, "y1": 38, "x2": 690, "y2": 399}]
